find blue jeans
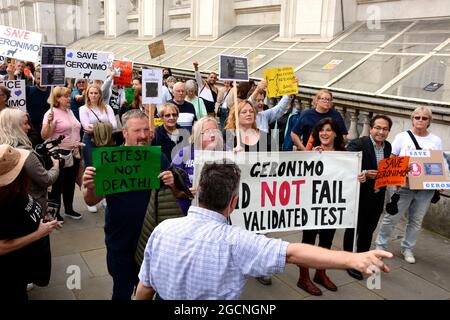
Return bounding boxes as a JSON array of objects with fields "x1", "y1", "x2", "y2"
[
  {"x1": 375, "y1": 186, "x2": 434, "y2": 252},
  {"x1": 82, "y1": 133, "x2": 95, "y2": 167}
]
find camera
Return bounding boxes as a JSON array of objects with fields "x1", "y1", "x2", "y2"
[{"x1": 35, "y1": 135, "x2": 66, "y2": 169}]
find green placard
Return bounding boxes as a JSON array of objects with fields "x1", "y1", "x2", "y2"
[
  {"x1": 125, "y1": 87, "x2": 135, "y2": 105},
  {"x1": 92, "y1": 146, "x2": 161, "y2": 196}
]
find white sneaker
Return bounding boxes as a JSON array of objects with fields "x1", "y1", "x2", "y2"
[
  {"x1": 27, "y1": 283, "x2": 34, "y2": 291},
  {"x1": 87, "y1": 205, "x2": 97, "y2": 213},
  {"x1": 402, "y1": 250, "x2": 416, "y2": 264}
]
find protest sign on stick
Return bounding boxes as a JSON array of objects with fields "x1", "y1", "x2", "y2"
[
  {"x1": 148, "y1": 40, "x2": 165, "y2": 59},
  {"x1": 264, "y1": 66, "x2": 298, "y2": 98},
  {"x1": 219, "y1": 55, "x2": 249, "y2": 82},
  {"x1": 40, "y1": 45, "x2": 66, "y2": 86},
  {"x1": 65, "y1": 50, "x2": 114, "y2": 81},
  {"x1": 374, "y1": 156, "x2": 409, "y2": 189},
  {"x1": 0, "y1": 25, "x2": 42, "y2": 62},
  {"x1": 113, "y1": 60, "x2": 133, "y2": 87},
  {"x1": 142, "y1": 68, "x2": 163, "y2": 105},
  {"x1": 92, "y1": 146, "x2": 161, "y2": 196}
]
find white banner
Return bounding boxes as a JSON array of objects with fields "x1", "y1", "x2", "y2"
[
  {"x1": 65, "y1": 50, "x2": 114, "y2": 81},
  {"x1": 0, "y1": 79, "x2": 26, "y2": 112},
  {"x1": 194, "y1": 151, "x2": 362, "y2": 233},
  {"x1": 0, "y1": 26, "x2": 42, "y2": 63},
  {"x1": 142, "y1": 68, "x2": 163, "y2": 105}
]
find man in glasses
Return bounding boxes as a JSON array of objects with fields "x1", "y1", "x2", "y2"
[{"x1": 343, "y1": 114, "x2": 393, "y2": 280}]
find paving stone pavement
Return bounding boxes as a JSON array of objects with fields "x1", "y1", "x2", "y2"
[{"x1": 28, "y1": 188, "x2": 450, "y2": 300}]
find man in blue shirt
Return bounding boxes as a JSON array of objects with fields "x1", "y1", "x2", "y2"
[
  {"x1": 291, "y1": 89, "x2": 347, "y2": 150},
  {"x1": 136, "y1": 162, "x2": 393, "y2": 300},
  {"x1": 82, "y1": 110, "x2": 177, "y2": 300},
  {"x1": 169, "y1": 82, "x2": 197, "y2": 133}
]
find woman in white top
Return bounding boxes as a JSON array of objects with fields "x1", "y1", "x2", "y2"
[
  {"x1": 79, "y1": 85, "x2": 117, "y2": 167},
  {"x1": 375, "y1": 106, "x2": 442, "y2": 264}
]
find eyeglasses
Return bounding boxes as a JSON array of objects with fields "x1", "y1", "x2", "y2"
[
  {"x1": 413, "y1": 116, "x2": 429, "y2": 121},
  {"x1": 318, "y1": 97, "x2": 332, "y2": 102},
  {"x1": 163, "y1": 113, "x2": 178, "y2": 118},
  {"x1": 201, "y1": 128, "x2": 220, "y2": 137},
  {"x1": 372, "y1": 126, "x2": 390, "y2": 132}
]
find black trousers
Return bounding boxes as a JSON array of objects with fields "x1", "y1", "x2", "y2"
[
  {"x1": 48, "y1": 158, "x2": 80, "y2": 213},
  {"x1": 302, "y1": 229, "x2": 336, "y2": 249},
  {"x1": 343, "y1": 191, "x2": 385, "y2": 252}
]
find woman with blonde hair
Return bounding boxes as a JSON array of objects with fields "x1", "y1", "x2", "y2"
[
  {"x1": 171, "y1": 116, "x2": 224, "y2": 214},
  {"x1": 0, "y1": 108, "x2": 60, "y2": 214},
  {"x1": 375, "y1": 106, "x2": 442, "y2": 264},
  {"x1": 41, "y1": 86, "x2": 82, "y2": 221},
  {"x1": 224, "y1": 100, "x2": 275, "y2": 152},
  {"x1": 79, "y1": 85, "x2": 117, "y2": 166}
]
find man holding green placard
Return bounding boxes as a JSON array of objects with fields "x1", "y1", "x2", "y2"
[{"x1": 82, "y1": 109, "x2": 176, "y2": 300}]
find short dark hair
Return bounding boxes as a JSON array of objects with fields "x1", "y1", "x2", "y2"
[
  {"x1": 370, "y1": 114, "x2": 393, "y2": 130},
  {"x1": 312, "y1": 117, "x2": 346, "y2": 151},
  {"x1": 198, "y1": 162, "x2": 241, "y2": 212}
]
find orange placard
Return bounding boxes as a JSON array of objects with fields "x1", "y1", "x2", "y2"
[
  {"x1": 375, "y1": 156, "x2": 410, "y2": 189},
  {"x1": 113, "y1": 60, "x2": 133, "y2": 87}
]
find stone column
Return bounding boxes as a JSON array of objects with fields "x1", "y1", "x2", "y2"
[
  {"x1": 359, "y1": 111, "x2": 372, "y2": 137},
  {"x1": 104, "y1": 0, "x2": 129, "y2": 38},
  {"x1": 33, "y1": 0, "x2": 56, "y2": 43},
  {"x1": 138, "y1": 0, "x2": 164, "y2": 39},
  {"x1": 80, "y1": 0, "x2": 101, "y2": 38},
  {"x1": 7, "y1": 0, "x2": 20, "y2": 28},
  {"x1": 190, "y1": 0, "x2": 235, "y2": 40},
  {"x1": 347, "y1": 109, "x2": 360, "y2": 141},
  {"x1": 279, "y1": 0, "x2": 357, "y2": 41}
]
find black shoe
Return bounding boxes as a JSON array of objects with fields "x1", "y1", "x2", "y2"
[
  {"x1": 256, "y1": 276, "x2": 272, "y2": 286},
  {"x1": 346, "y1": 268, "x2": 363, "y2": 280},
  {"x1": 55, "y1": 213, "x2": 64, "y2": 224},
  {"x1": 64, "y1": 210, "x2": 82, "y2": 220}
]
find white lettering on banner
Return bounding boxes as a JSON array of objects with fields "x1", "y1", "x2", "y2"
[
  {"x1": 406, "y1": 150, "x2": 431, "y2": 157},
  {"x1": 193, "y1": 151, "x2": 361, "y2": 234},
  {"x1": 0, "y1": 80, "x2": 26, "y2": 112},
  {"x1": 65, "y1": 49, "x2": 114, "y2": 81},
  {"x1": 423, "y1": 182, "x2": 450, "y2": 189},
  {"x1": 0, "y1": 26, "x2": 42, "y2": 62}
]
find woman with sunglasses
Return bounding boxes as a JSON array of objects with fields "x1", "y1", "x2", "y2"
[
  {"x1": 152, "y1": 103, "x2": 188, "y2": 162},
  {"x1": 375, "y1": 106, "x2": 442, "y2": 264}
]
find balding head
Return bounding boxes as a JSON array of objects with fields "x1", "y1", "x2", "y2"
[{"x1": 172, "y1": 82, "x2": 186, "y2": 104}]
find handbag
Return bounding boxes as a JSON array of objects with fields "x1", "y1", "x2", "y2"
[
  {"x1": 89, "y1": 109, "x2": 114, "y2": 147},
  {"x1": 406, "y1": 130, "x2": 440, "y2": 203}
]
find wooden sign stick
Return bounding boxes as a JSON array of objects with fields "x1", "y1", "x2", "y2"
[{"x1": 233, "y1": 80, "x2": 240, "y2": 149}]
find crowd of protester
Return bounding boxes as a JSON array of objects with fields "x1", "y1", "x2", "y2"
[{"x1": 0, "y1": 57, "x2": 443, "y2": 300}]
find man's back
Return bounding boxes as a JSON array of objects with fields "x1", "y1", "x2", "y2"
[{"x1": 138, "y1": 206, "x2": 287, "y2": 300}]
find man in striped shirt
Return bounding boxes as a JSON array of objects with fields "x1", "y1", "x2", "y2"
[{"x1": 137, "y1": 162, "x2": 393, "y2": 300}]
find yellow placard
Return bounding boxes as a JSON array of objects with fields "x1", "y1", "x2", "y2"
[
  {"x1": 154, "y1": 118, "x2": 164, "y2": 127},
  {"x1": 263, "y1": 66, "x2": 298, "y2": 98}
]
